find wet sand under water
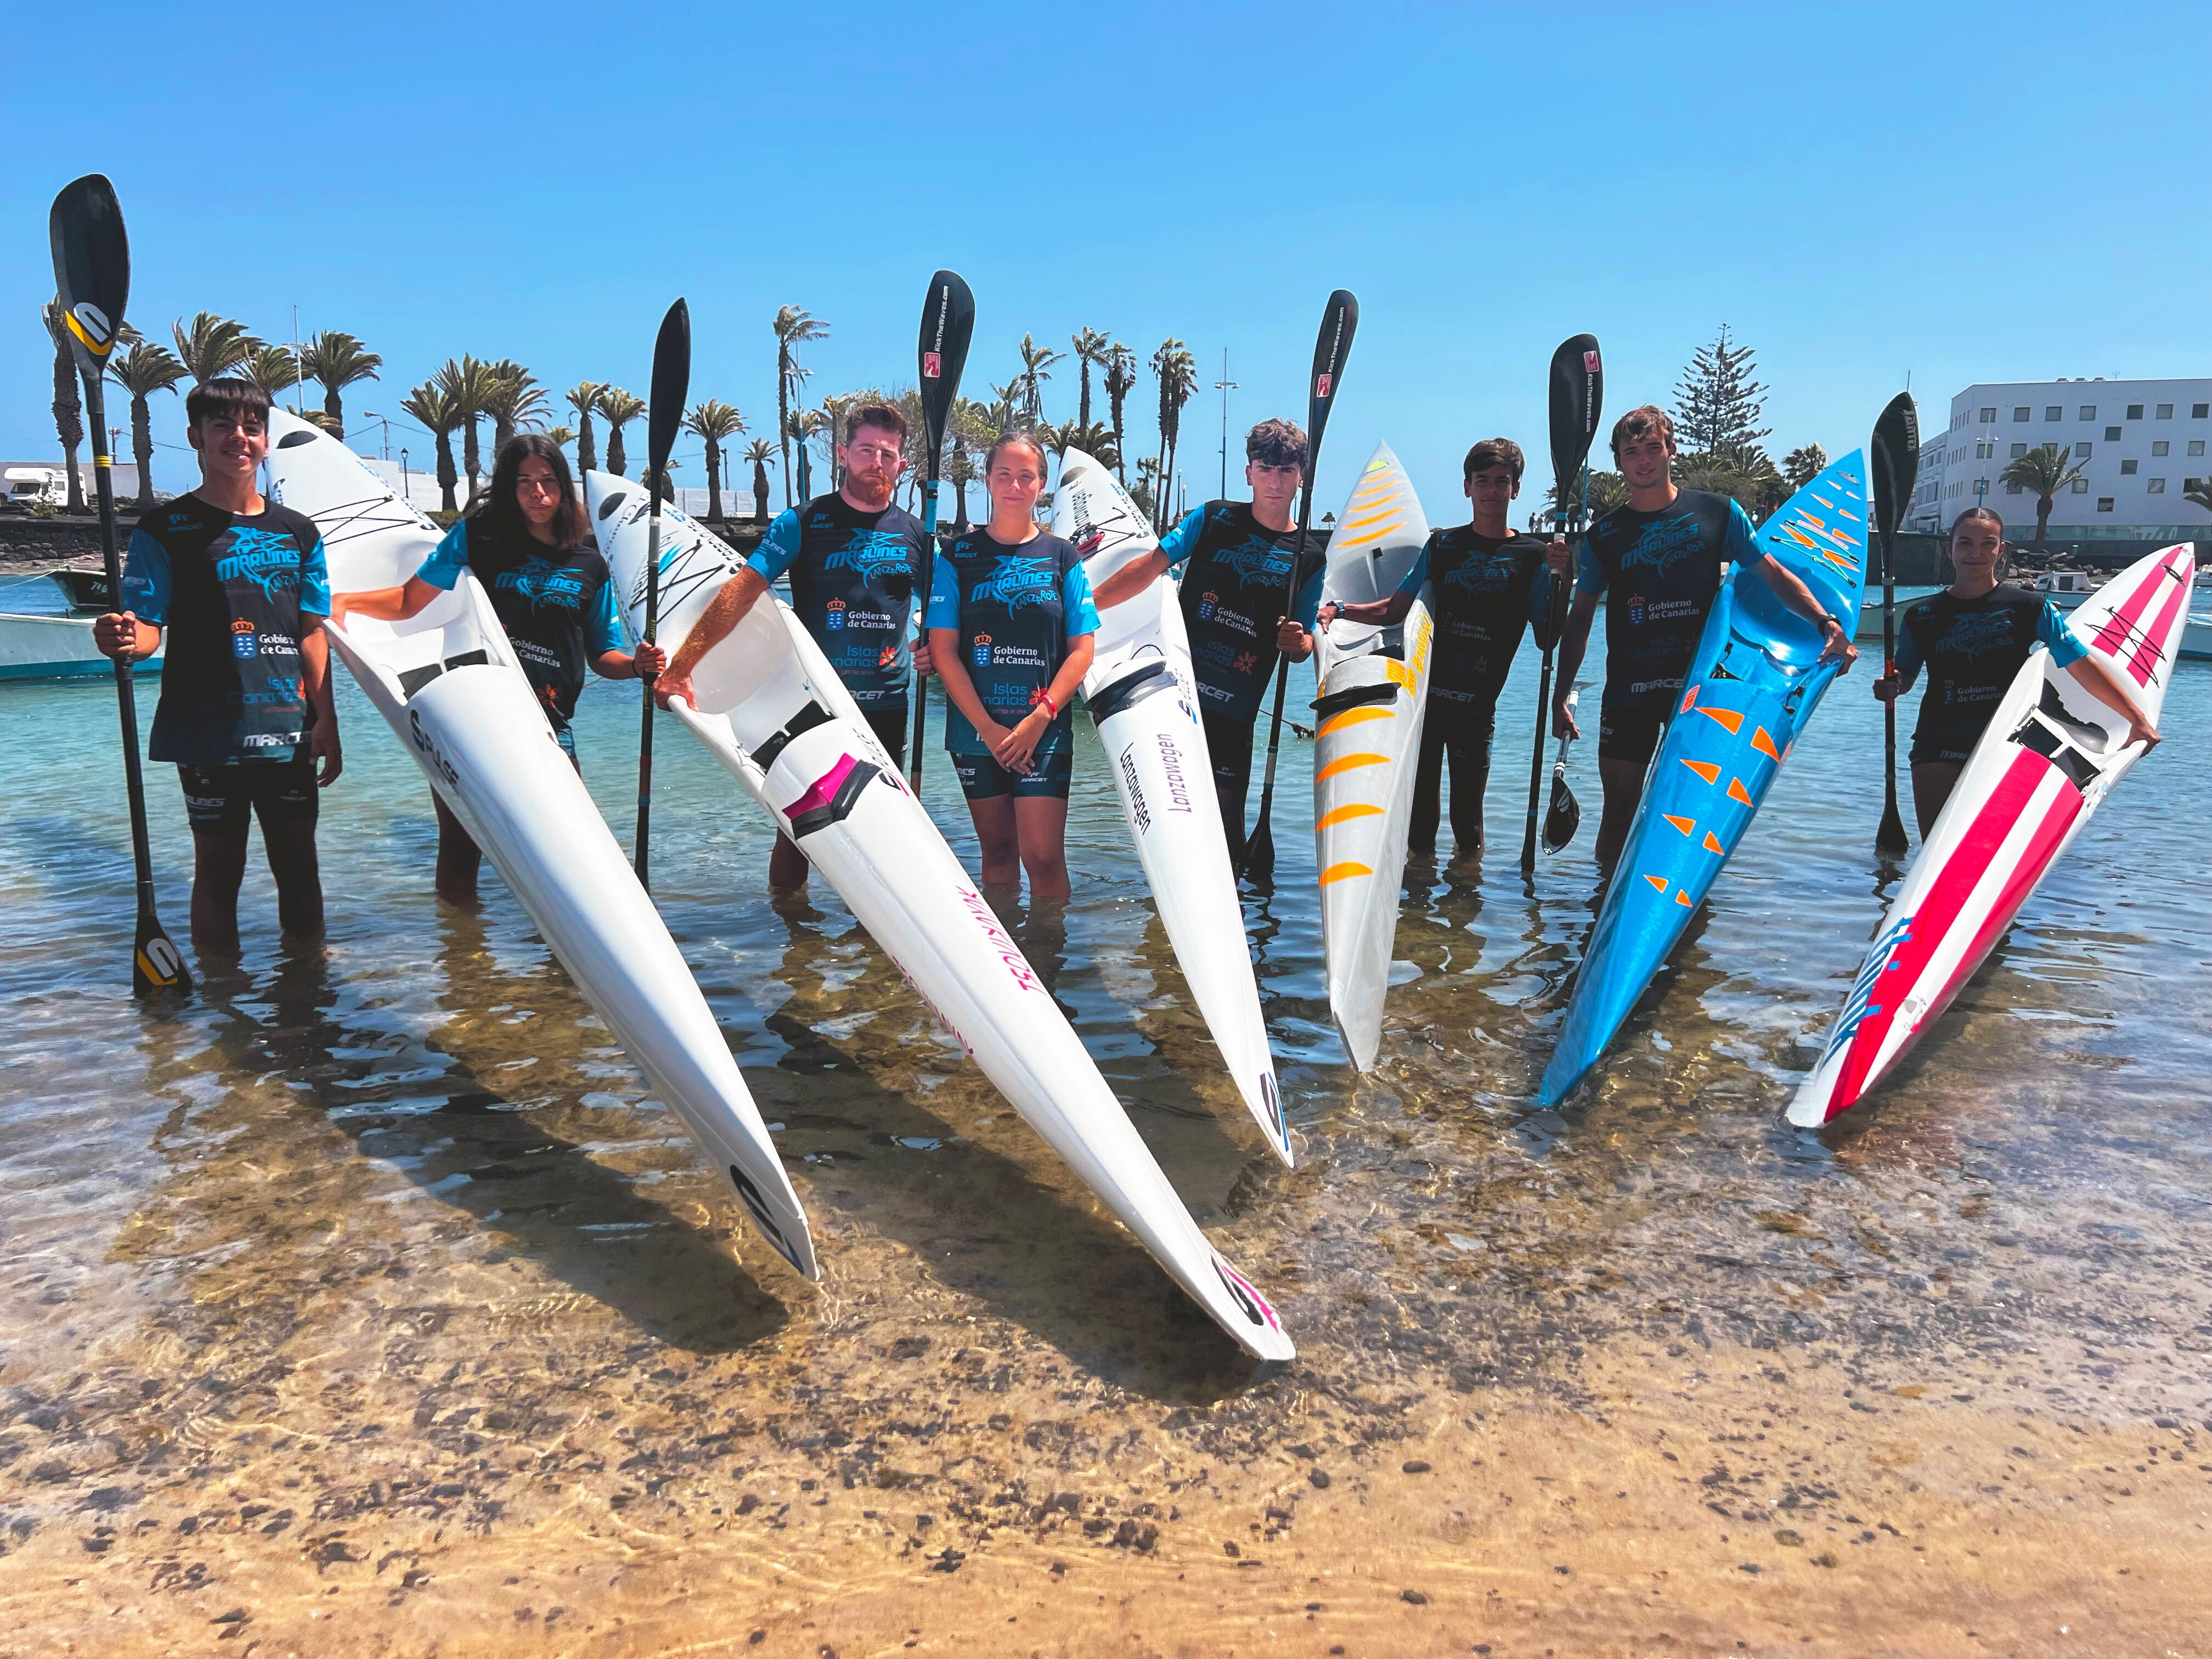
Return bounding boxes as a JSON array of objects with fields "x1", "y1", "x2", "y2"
[{"x1": 3, "y1": 648, "x2": 2209, "y2": 1658}]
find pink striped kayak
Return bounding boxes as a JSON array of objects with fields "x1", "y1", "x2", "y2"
[{"x1": 1790, "y1": 543, "x2": 2196, "y2": 1126}]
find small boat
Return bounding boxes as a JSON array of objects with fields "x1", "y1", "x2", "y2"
[
  {"x1": 2180, "y1": 612, "x2": 2212, "y2": 662},
  {"x1": 0, "y1": 568, "x2": 163, "y2": 682},
  {"x1": 2029, "y1": 568, "x2": 2104, "y2": 611}
]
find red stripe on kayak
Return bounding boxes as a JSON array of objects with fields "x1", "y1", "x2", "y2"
[
  {"x1": 1827, "y1": 748, "x2": 2053, "y2": 1110},
  {"x1": 2126, "y1": 561, "x2": 2190, "y2": 687},
  {"x1": 2090, "y1": 561, "x2": 2163, "y2": 658},
  {"x1": 1944, "y1": 777, "x2": 2084, "y2": 1009}
]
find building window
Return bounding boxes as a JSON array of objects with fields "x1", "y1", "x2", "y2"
[
  {"x1": 1979, "y1": 407, "x2": 1996, "y2": 422},
  {"x1": 2120, "y1": 459, "x2": 2138, "y2": 475},
  {"x1": 2006, "y1": 481, "x2": 2024, "y2": 494},
  {"x1": 2194, "y1": 403, "x2": 2209, "y2": 419},
  {"x1": 2014, "y1": 406, "x2": 2032, "y2": 421},
  {"x1": 1976, "y1": 441, "x2": 1993, "y2": 459},
  {"x1": 2148, "y1": 477, "x2": 2166, "y2": 494},
  {"x1": 2072, "y1": 479, "x2": 2089, "y2": 493},
  {"x1": 2079, "y1": 405, "x2": 2096, "y2": 420},
  {"x1": 2075, "y1": 442, "x2": 2092, "y2": 459},
  {"x1": 2106, "y1": 425, "x2": 2123, "y2": 441},
  {"x1": 2010, "y1": 442, "x2": 2028, "y2": 458},
  {"x1": 2188, "y1": 477, "x2": 2209, "y2": 496},
  {"x1": 2044, "y1": 406, "x2": 2062, "y2": 421},
  {"x1": 2097, "y1": 498, "x2": 2114, "y2": 512},
  {"x1": 2190, "y1": 441, "x2": 2206, "y2": 457},
  {"x1": 2153, "y1": 440, "x2": 2169, "y2": 456},
  {"x1": 2127, "y1": 403, "x2": 2145, "y2": 419},
  {"x1": 2156, "y1": 403, "x2": 2174, "y2": 419}
]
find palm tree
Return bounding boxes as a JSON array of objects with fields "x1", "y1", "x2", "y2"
[
  {"x1": 2186, "y1": 477, "x2": 2212, "y2": 515},
  {"x1": 1015, "y1": 332, "x2": 1065, "y2": 426},
  {"x1": 1132, "y1": 456, "x2": 1162, "y2": 523},
  {"x1": 399, "y1": 380, "x2": 464, "y2": 513},
  {"x1": 1999, "y1": 444, "x2": 2086, "y2": 552},
  {"x1": 743, "y1": 437, "x2": 776, "y2": 524},
  {"x1": 1103, "y1": 342, "x2": 1138, "y2": 483},
  {"x1": 565, "y1": 381, "x2": 605, "y2": 473},
  {"x1": 1044, "y1": 418, "x2": 1120, "y2": 471},
  {"x1": 298, "y1": 331, "x2": 381, "y2": 435},
  {"x1": 480, "y1": 359, "x2": 549, "y2": 456},
  {"x1": 41, "y1": 304, "x2": 86, "y2": 511},
  {"x1": 985, "y1": 377, "x2": 1023, "y2": 433},
  {"x1": 171, "y1": 312, "x2": 257, "y2": 382},
  {"x1": 243, "y1": 342, "x2": 301, "y2": 398},
  {"x1": 772, "y1": 303, "x2": 831, "y2": 509},
  {"x1": 793, "y1": 409, "x2": 830, "y2": 499},
  {"x1": 545, "y1": 424, "x2": 575, "y2": 453},
  {"x1": 106, "y1": 341, "x2": 187, "y2": 509},
  {"x1": 684, "y1": 399, "x2": 747, "y2": 521},
  {"x1": 1151, "y1": 339, "x2": 1197, "y2": 532},
  {"x1": 1782, "y1": 442, "x2": 1829, "y2": 491},
  {"x1": 434, "y1": 356, "x2": 500, "y2": 504},
  {"x1": 1069, "y1": 327, "x2": 1111, "y2": 430},
  {"x1": 598, "y1": 387, "x2": 645, "y2": 477}
]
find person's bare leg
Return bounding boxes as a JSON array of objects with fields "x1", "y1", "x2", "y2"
[
  {"x1": 768, "y1": 831, "x2": 810, "y2": 891},
  {"x1": 1014, "y1": 796, "x2": 1071, "y2": 902},
  {"x1": 432, "y1": 792, "x2": 482, "y2": 907},
  {"x1": 967, "y1": 793, "x2": 1022, "y2": 896},
  {"x1": 189, "y1": 831, "x2": 249, "y2": 957},
  {"x1": 1910, "y1": 761, "x2": 1964, "y2": 839},
  {"x1": 262, "y1": 817, "x2": 325, "y2": 939},
  {"x1": 1593, "y1": 756, "x2": 1647, "y2": 873}
]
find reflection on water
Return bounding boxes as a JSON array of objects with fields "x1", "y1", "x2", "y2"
[{"x1": 3, "y1": 641, "x2": 2209, "y2": 1655}]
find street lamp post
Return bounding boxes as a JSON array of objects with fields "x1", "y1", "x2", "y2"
[
  {"x1": 363, "y1": 411, "x2": 393, "y2": 461},
  {"x1": 1214, "y1": 348, "x2": 1238, "y2": 498},
  {"x1": 400, "y1": 447, "x2": 410, "y2": 507}
]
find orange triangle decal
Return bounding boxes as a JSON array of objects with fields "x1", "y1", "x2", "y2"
[
  {"x1": 1728, "y1": 777, "x2": 1753, "y2": 805},
  {"x1": 1703, "y1": 831, "x2": 1724, "y2": 853},
  {"x1": 1681, "y1": 684, "x2": 1701, "y2": 713},
  {"x1": 1675, "y1": 889, "x2": 1694, "y2": 906},
  {"x1": 1751, "y1": 725, "x2": 1780, "y2": 759},
  {"x1": 1644, "y1": 873, "x2": 1668, "y2": 893},
  {"x1": 1663, "y1": 814, "x2": 1696, "y2": 836},
  {"x1": 1695, "y1": 705, "x2": 1744, "y2": 734},
  {"x1": 1681, "y1": 758, "x2": 1721, "y2": 784}
]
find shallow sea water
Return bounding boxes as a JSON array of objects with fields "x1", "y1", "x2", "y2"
[{"x1": 2, "y1": 618, "x2": 2209, "y2": 1658}]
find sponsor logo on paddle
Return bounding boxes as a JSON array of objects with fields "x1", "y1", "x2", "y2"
[
  {"x1": 1584, "y1": 348, "x2": 1600, "y2": 375},
  {"x1": 66, "y1": 301, "x2": 115, "y2": 357},
  {"x1": 1316, "y1": 373, "x2": 1332, "y2": 400},
  {"x1": 138, "y1": 935, "x2": 185, "y2": 986},
  {"x1": 1822, "y1": 911, "x2": 1915, "y2": 1062}
]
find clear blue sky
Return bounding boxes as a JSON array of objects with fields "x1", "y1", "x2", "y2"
[{"x1": 5, "y1": 1, "x2": 2205, "y2": 522}]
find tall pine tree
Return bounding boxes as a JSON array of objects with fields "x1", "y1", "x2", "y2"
[{"x1": 1673, "y1": 325, "x2": 1771, "y2": 468}]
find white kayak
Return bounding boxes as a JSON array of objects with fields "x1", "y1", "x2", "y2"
[
  {"x1": 1049, "y1": 449, "x2": 1289, "y2": 1164},
  {"x1": 1311, "y1": 442, "x2": 1434, "y2": 1071},
  {"x1": 585, "y1": 474, "x2": 1295, "y2": 1361},
  {"x1": 262, "y1": 413, "x2": 816, "y2": 1279},
  {"x1": 1790, "y1": 543, "x2": 2198, "y2": 1126}
]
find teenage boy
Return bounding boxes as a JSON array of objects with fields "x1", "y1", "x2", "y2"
[
  {"x1": 654, "y1": 401, "x2": 934, "y2": 890},
  {"x1": 1090, "y1": 417, "x2": 1321, "y2": 863},
  {"x1": 1550, "y1": 405, "x2": 1855, "y2": 871},
  {"x1": 93, "y1": 379, "x2": 341, "y2": 955},
  {"x1": 1318, "y1": 437, "x2": 1565, "y2": 868}
]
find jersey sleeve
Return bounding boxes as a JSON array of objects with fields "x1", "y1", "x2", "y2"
[
  {"x1": 1156, "y1": 508, "x2": 1206, "y2": 570},
  {"x1": 923, "y1": 552, "x2": 961, "y2": 630},
  {"x1": 1573, "y1": 534, "x2": 1607, "y2": 600},
  {"x1": 120, "y1": 527, "x2": 173, "y2": 624},
  {"x1": 2038, "y1": 600, "x2": 2088, "y2": 667},
  {"x1": 586, "y1": 576, "x2": 625, "y2": 655},
  {"x1": 415, "y1": 519, "x2": 470, "y2": 591},
  {"x1": 1061, "y1": 554, "x2": 1100, "y2": 637},
  {"x1": 1722, "y1": 498, "x2": 1760, "y2": 567},
  {"x1": 1393, "y1": 545, "x2": 1432, "y2": 598},
  {"x1": 744, "y1": 507, "x2": 803, "y2": 583},
  {"x1": 1293, "y1": 560, "x2": 1324, "y2": 630},
  {"x1": 297, "y1": 533, "x2": 331, "y2": 618},
  {"x1": 1893, "y1": 610, "x2": 1925, "y2": 689}
]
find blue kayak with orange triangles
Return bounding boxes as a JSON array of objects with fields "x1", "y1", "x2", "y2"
[{"x1": 1538, "y1": 452, "x2": 1871, "y2": 1106}]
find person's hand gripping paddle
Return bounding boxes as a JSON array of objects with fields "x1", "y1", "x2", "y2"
[
  {"x1": 1542, "y1": 682, "x2": 1589, "y2": 854},
  {"x1": 907, "y1": 270, "x2": 975, "y2": 792},
  {"x1": 633, "y1": 297, "x2": 690, "y2": 890},
  {"x1": 1870, "y1": 392, "x2": 1920, "y2": 860},
  {"x1": 1245, "y1": 289, "x2": 1357, "y2": 882},
  {"x1": 1520, "y1": 334, "x2": 1603, "y2": 876},
  {"x1": 50, "y1": 174, "x2": 190, "y2": 997}
]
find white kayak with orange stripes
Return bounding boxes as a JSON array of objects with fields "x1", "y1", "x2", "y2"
[
  {"x1": 1789, "y1": 542, "x2": 2197, "y2": 1126},
  {"x1": 585, "y1": 474, "x2": 1296, "y2": 1361},
  {"x1": 1311, "y1": 442, "x2": 1434, "y2": 1071},
  {"x1": 1051, "y1": 449, "x2": 1290, "y2": 1164}
]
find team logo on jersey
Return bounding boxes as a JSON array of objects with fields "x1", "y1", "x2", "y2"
[
  {"x1": 1938, "y1": 608, "x2": 2022, "y2": 662},
  {"x1": 214, "y1": 527, "x2": 307, "y2": 602},
  {"x1": 826, "y1": 599, "x2": 846, "y2": 630},
  {"x1": 1197, "y1": 589, "x2": 1218, "y2": 620},
  {"x1": 823, "y1": 528, "x2": 916, "y2": 583},
  {"x1": 1627, "y1": 592, "x2": 1647, "y2": 625},
  {"x1": 972, "y1": 631, "x2": 992, "y2": 667},
  {"x1": 1212, "y1": 535, "x2": 1294, "y2": 589},
  {"x1": 230, "y1": 619, "x2": 257, "y2": 658},
  {"x1": 969, "y1": 554, "x2": 1058, "y2": 612},
  {"x1": 494, "y1": 560, "x2": 588, "y2": 613}
]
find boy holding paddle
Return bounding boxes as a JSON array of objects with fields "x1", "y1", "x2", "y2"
[
  {"x1": 93, "y1": 378, "x2": 341, "y2": 954},
  {"x1": 1090, "y1": 417, "x2": 1322, "y2": 864},
  {"x1": 1549, "y1": 405, "x2": 1856, "y2": 871}
]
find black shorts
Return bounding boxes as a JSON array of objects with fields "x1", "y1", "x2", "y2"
[
  {"x1": 1596, "y1": 704, "x2": 1669, "y2": 768},
  {"x1": 1909, "y1": 735, "x2": 1976, "y2": 767},
  {"x1": 178, "y1": 758, "x2": 319, "y2": 837},
  {"x1": 1200, "y1": 707, "x2": 1255, "y2": 800},
  {"x1": 860, "y1": 704, "x2": 910, "y2": 771},
  {"x1": 951, "y1": 746, "x2": 1073, "y2": 801}
]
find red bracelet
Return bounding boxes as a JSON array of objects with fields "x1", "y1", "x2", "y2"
[{"x1": 1037, "y1": 690, "x2": 1059, "y2": 719}]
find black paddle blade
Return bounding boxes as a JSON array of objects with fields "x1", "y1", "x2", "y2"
[
  {"x1": 1871, "y1": 391, "x2": 1919, "y2": 541},
  {"x1": 1243, "y1": 815, "x2": 1274, "y2": 883},
  {"x1": 647, "y1": 297, "x2": 691, "y2": 495},
  {"x1": 1543, "y1": 762, "x2": 1582, "y2": 854},
  {"x1": 1547, "y1": 334, "x2": 1604, "y2": 528},
  {"x1": 1876, "y1": 799, "x2": 1909, "y2": 860},
  {"x1": 133, "y1": 906, "x2": 191, "y2": 998},
  {"x1": 49, "y1": 174, "x2": 130, "y2": 386},
  {"x1": 1305, "y1": 290, "x2": 1358, "y2": 458},
  {"x1": 916, "y1": 270, "x2": 975, "y2": 473}
]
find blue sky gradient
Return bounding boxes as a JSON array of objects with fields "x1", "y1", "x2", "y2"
[{"x1": 5, "y1": 1, "x2": 2205, "y2": 521}]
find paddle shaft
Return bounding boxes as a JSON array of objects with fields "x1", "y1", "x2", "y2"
[
  {"x1": 1876, "y1": 521, "x2": 1906, "y2": 849},
  {"x1": 634, "y1": 499, "x2": 661, "y2": 887},
  {"x1": 1247, "y1": 476, "x2": 1317, "y2": 870},
  {"x1": 1521, "y1": 470, "x2": 1587, "y2": 873},
  {"x1": 907, "y1": 459, "x2": 940, "y2": 791},
  {"x1": 84, "y1": 374, "x2": 164, "y2": 934}
]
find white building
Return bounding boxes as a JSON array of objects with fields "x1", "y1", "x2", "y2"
[
  {"x1": 1908, "y1": 377, "x2": 2212, "y2": 548},
  {"x1": 350, "y1": 454, "x2": 734, "y2": 523}
]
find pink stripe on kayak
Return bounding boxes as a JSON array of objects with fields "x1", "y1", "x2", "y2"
[
  {"x1": 2090, "y1": 560, "x2": 2165, "y2": 658},
  {"x1": 785, "y1": 753, "x2": 859, "y2": 821},
  {"x1": 1943, "y1": 776, "x2": 2084, "y2": 1014},
  {"x1": 1826, "y1": 748, "x2": 2051, "y2": 1113},
  {"x1": 2125, "y1": 555, "x2": 2191, "y2": 688}
]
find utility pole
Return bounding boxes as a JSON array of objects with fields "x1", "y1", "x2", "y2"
[{"x1": 1215, "y1": 347, "x2": 1239, "y2": 498}]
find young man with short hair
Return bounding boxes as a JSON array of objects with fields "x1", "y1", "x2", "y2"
[
  {"x1": 1549, "y1": 405, "x2": 1855, "y2": 871},
  {"x1": 1090, "y1": 417, "x2": 1321, "y2": 863},
  {"x1": 1319, "y1": 437, "x2": 1564, "y2": 869},
  {"x1": 94, "y1": 379, "x2": 341, "y2": 955},
  {"x1": 654, "y1": 401, "x2": 934, "y2": 890}
]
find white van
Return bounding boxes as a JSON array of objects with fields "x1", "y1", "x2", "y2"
[{"x1": 2, "y1": 467, "x2": 69, "y2": 511}]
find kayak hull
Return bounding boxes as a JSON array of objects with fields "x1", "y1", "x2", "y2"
[
  {"x1": 1789, "y1": 541, "x2": 2196, "y2": 1125},
  {"x1": 1539, "y1": 452, "x2": 1871, "y2": 1107},
  {"x1": 588, "y1": 478, "x2": 1295, "y2": 1361},
  {"x1": 265, "y1": 412, "x2": 816, "y2": 1279},
  {"x1": 1053, "y1": 449, "x2": 1288, "y2": 1162}
]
